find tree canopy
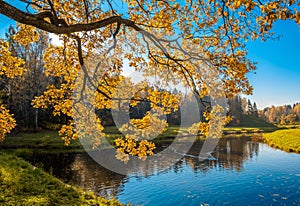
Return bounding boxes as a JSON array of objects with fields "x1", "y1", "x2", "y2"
[{"x1": 0, "y1": 0, "x2": 299, "y2": 160}]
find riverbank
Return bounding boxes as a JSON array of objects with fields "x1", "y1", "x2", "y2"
[
  {"x1": 263, "y1": 129, "x2": 300, "y2": 153},
  {"x1": 223, "y1": 126, "x2": 278, "y2": 134},
  {"x1": 0, "y1": 125, "x2": 280, "y2": 156},
  {"x1": 0, "y1": 152, "x2": 123, "y2": 205}
]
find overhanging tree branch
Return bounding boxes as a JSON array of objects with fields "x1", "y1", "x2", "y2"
[{"x1": 0, "y1": 1, "x2": 141, "y2": 34}]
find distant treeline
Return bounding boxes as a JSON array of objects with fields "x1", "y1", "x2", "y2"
[
  {"x1": 259, "y1": 103, "x2": 300, "y2": 125},
  {"x1": 227, "y1": 95, "x2": 259, "y2": 126}
]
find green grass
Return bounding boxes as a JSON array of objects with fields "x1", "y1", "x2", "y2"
[
  {"x1": 2, "y1": 130, "x2": 83, "y2": 149},
  {"x1": 224, "y1": 115, "x2": 278, "y2": 134},
  {"x1": 0, "y1": 152, "x2": 124, "y2": 206},
  {"x1": 239, "y1": 115, "x2": 276, "y2": 128},
  {"x1": 263, "y1": 129, "x2": 300, "y2": 153},
  {"x1": 0, "y1": 123, "x2": 278, "y2": 154},
  {"x1": 276, "y1": 124, "x2": 300, "y2": 129},
  {"x1": 223, "y1": 126, "x2": 278, "y2": 134},
  {"x1": 1, "y1": 126, "x2": 185, "y2": 150}
]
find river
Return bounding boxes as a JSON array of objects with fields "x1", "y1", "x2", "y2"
[{"x1": 25, "y1": 136, "x2": 300, "y2": 205}]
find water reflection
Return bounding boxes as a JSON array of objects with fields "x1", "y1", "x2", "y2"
[
  {"x1": 167, "y1": 136, "x2": 259, "y2": 174},
  {"x1": 70, "y1": 154, "x2": 126, "y2": 197},
  {"x1": 28, "y1": 136, "x2": 260, "y2": 197}
]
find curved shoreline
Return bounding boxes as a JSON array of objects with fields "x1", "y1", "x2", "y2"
[
  {"x1": 263, "y1": 129, "x2": 300, "y2": 154},
  {"x1": 0, "y1": 152, "x2": 124, "y2": 205}
]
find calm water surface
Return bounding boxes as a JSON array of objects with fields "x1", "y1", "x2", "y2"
[{"x1": 28, "y1": 136, "x2": 300, "y2": 205}]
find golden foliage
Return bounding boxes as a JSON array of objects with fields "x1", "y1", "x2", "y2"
[
  {"x1": 0, "y1": 40, "x2": 24, "y2": 78},
  {"x1": 13, "y1": 23, "x2": 39, "y2": 46},
  {"x1": 0, "y1": 0, "x2": 298, "y2": 161},
  {"x1": 0, "y1": 105, "x2": 16, "y2": 142}
]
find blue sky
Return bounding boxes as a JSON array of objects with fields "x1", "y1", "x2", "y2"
[
  {"x1": 246, "y1": 20, "x2": 300, "y2": 109},
  {"x1": 0, "y1": 4, "x2": 299, "y2": 109}
]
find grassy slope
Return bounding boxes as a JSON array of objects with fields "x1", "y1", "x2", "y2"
[
  {"x1": 263, "y1": 129, "x2": 300, "y2": 153},
  {"x1": 0, "y1": 152, "x2": 123, "y2": 206},
  {"x1": 224, "y1": 115, "x2": 278, "y2": 133}
]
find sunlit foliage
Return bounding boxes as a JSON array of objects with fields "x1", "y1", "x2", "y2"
[
  {"x1": 0, "y1": 38, "x2": 25, "y2": 140},
  {"x1": 0, "y1": 0, "x2": 299, "y2": 160}
]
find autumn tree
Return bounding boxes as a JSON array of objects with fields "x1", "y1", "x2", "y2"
[
  {"x1": 260, "y1": 103, "x2": 300, "y2": 124},
  {"x1": 0, "y1": 0, "x2": 299, "y2": 159}
]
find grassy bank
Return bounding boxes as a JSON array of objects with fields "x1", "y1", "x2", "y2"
[
  {"x1": 263, "y1": 129, "x2": 300, "y2": 153},
  {"x1": 0, "y1": 125, "x2": 278, "y2": 153},
  {"x1": 224, "y1": 115, "x2": 278, "y2": 134},
  {"x1": 0, "y1": 152, "x2": 123, "y2": 206},
  {"x1": 2, "y1": 130, "x2": 83, "y2": 150},
  {"x1": 223, "y1": 126, "x2": 278, "y2": 134},
  {"x1": 1, "y1": 127, "x2": 183, "y2": 151}
]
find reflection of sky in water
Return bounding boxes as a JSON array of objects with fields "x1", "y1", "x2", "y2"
[
  {"x1": 117, "y1": 142, "x2": 300, "y2": 206},
  {"x1": 28, "y1": 137, "x2": 300, "y2": 206}
]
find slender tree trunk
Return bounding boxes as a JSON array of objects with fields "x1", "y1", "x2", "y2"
[{"x1": 35, "y1": 109, "x2": 39, "y2": 131}]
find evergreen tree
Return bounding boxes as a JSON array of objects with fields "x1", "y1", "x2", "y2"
[
  {"x1": 253, "y1": 102, "x2": 258, "y2": 117},
  {"x1": 247, "y1": 99, "x2": 253, "y2": 115}
]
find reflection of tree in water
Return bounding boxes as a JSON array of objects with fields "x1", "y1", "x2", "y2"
[
  {"x1": 28, "y1": 136, "x2": 260, "y2": 198},
  {"x1": 27, "y1": 152, "x2": 126, "y2": 198},
  {"x1": 174, "y1": 136, "x2": 259, "y2": 173},
  {"x1": 70, "y1": 154, "x2": 126, "y2": 197}
]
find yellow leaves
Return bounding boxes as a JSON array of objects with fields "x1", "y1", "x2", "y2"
[
  {"x1": 13, "y1": 23, "x2": 39, "y2": 46},
  {"x1": 200, "y1": 85, "x2": 209, "y2": 98},
  {"x1": 113, "y1": 109, "x2": 168, "y2": 162},
  {"x1": 59, "y1": 124, "x2": 75, "y2": 146},
  {"x1": 115, "y1": 135, "x2": 156, "y2": 163},
  {"x1": 259, "y1": 5, "x2": 266, "y2": 13},
  {"x1": 0, "y1": 40, "x2": 24, "y2": 78},
  {"x1": 188, "y1": 105, "x2": 227, "y2": 138},
  {"x1": 267, "y1": 2, "x2": 280, "y2": 10},
  {"x1": 0, "y1": 105, "x2": 16, "y2": 142},
  {"x1": 188, "y1": 121, "x2": 210, "y2": 136},
  {"x1": 0, "y1": 0, "x2": 295, "y2": 162},
  {"x1": 43, "y1": 44, "x2": 80, "y2": 80},
  {"x1": 186, "y1": 34, "x2": 193, "y2": 39},
  {"x1": 245, "y1": 1, "x2": 256, "y2": 12},
  {"x1": 233, "y1": 0, "x2": 242, "y2": 9},
  {"x1": 59, "y1": 111, "x2": 105, "y2": 147},
  {"x1": 119, "y1": 111, "x2": 168, "y2": 140},
  {"x1": 32, "y1": 85, "x2": 66, "y2": 110},
  {"x1": 147, "y1": 89, "x2": 181, "y2": 114},
  {"x1": 225, "y1": 115, "x2": 233, "y2": 125}
]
